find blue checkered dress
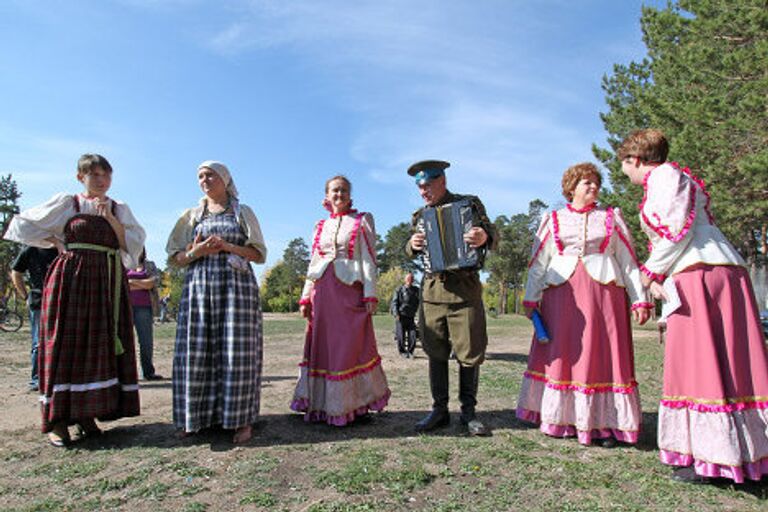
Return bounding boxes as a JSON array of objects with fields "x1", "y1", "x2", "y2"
[{"x1": 172, "y1": 210, "x2": 263, "y2": 432}]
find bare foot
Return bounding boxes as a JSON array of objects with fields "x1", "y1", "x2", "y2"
[{"x1": 233, "y1": 425, "x2": 253, "y2": 444}]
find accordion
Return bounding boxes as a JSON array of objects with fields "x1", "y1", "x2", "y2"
[{"x1": 420, "y1": 198, "x2": 485, "y2": 273}]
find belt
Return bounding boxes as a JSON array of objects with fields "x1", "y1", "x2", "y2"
[{"x1": 66, "y1": 243, "x2": 125, "y2": 356}]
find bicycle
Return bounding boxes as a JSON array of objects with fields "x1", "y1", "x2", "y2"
[{"x1": 0, "y1": 295, "x2": 23, "y2": 332}]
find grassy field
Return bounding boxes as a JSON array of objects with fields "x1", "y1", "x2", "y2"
[{"x1": 0, "y1": 313, "x2": 766, "y2": 511}]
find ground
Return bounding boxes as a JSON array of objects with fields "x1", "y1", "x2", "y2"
[{"x1": 0, "y1": 313, "x2": 766, "y2": 511}]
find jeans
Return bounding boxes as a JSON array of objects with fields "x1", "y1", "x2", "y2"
[
  {"x1": 132, "y1": 306, "x2": 156, "y2": 378},
  {"x1": 29, "y1": 308, "x2": 40, "y2": 387}
]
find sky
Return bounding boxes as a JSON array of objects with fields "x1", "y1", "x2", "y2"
[{"x1": 0, "y1": 0, "x2": 666, "y2": 275}]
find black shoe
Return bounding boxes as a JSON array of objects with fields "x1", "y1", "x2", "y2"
[
  {"x1": 415, "y1": 409, "x2": 450, "y2": 432},
  {"x1": 599, "y1": 437, "x2": 617, "y2": 448},
  {"x1": 144, "y1": 374, "x2": 164, "y2": 381},
  {"x1": 671, "y1": 466, "x2": 708, "y2": 484},
  {"x1": 28, "y1": 382, "x2": 39, "y2": 392}
]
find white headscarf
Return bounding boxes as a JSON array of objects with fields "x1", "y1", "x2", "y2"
[{"x1": 198, "y1": 160, "x2": 239, "y2": 199}]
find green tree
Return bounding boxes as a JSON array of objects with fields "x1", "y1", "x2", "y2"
[
  {"x1": 162, "y1": 257, "x2": 187, "y2": 320},
  {"x1": 283, "y1": 238, "x2": 310, "y2": 279},
  {"x1": 0, "y1": 174, "x2": 22, "y2": 296},
  {"x1": 485, "y1": 200, "x2": 547, "y2": 315},
  {"x1": 376, "y1": 266, "x2": 405, "y2": 314},
  {"x1": 261, "y1": 261, "x2": 302, "y2": 313},
  {"x1": 595, "y1": 0, "x2": 768, "y2": 264},
  {"x1": 379, "y1": 222, "x2": 421, "y2": 273}
]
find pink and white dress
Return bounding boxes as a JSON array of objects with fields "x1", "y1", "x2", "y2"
[
  {"x1": 516, "y1": 203, "x2": 650, "y2": 445},
  {"x1": 290, "y1": 209, "x2": 390, "y2": 426},
  {"x1": 640, "y1": 162, "x2": 768, "y2": 483}
]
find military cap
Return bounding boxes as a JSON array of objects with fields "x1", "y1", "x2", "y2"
[{"x1": 407, "y1": 159, "x2": 450, "y2": 185}]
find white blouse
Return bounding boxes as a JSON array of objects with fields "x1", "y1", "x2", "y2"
[
  {"x1": 4, "y1": 192, "x2": 146, "y2": 269},
  {"x1": 639, "y1": 162, "x2": 744, "y2": 281},
  {"x1": 524, "y1": 205, "x2": 648, "y2": 307},
  {"x1": 300, "y1": 210, "x2": 378, "y2": 302}
]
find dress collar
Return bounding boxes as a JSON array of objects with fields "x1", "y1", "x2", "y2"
[
  {"x1": 330, "y1": 208, "x2": 358, "y2": 219},
  {"x1": 566, "y1": 202, "x2": 597, "y2": 214}
]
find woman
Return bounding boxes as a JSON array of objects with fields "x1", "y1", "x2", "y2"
[
  {"x1": 166, "y1": 161, "x2": 266, "y2": 444},
  {"x1": 127, "y1": 248, "x2": 162, "y2": 380},
  {"x1": 619, "y1": 129, "x2": 768, "y2": 483},
  {"x1": 291, "y1": 175, "x2": 390, "y2": 425},
  {"x1": 517, "y1": 162, "x2": 652, "y2": 447},
  {"x1": 4, "y1": 154, "x2": 145, "y2": 446}
]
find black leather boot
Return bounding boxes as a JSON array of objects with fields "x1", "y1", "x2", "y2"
[
  {"x1": 459, "y1": 365, "x2": 490, "y2": 436},
  {"x1": 415, "y1": 359, "x2": 450, "y2": 432}
]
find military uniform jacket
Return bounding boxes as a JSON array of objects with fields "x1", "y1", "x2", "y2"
[{"x1": 407, "y1": 191, "x2": 497, "y2": 304}]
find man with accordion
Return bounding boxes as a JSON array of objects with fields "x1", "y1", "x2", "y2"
[{"x1": 406, "y1": 160, "x2": 497, "y2": 436}]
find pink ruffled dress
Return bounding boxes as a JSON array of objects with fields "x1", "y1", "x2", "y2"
[
  {"x1": 640, "y1": 162, "x2": 768, "y2": 483},
  {"x1": 517, "y1": 204, "x2": 650, "y2": 444},
  {"x1": 290, "y1": 209, "x2": 390, "y2": 425}
]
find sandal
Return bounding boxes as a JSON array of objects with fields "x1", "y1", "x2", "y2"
[{"x1": 48, "y1": 424, "x2": 71, "y2": 448}]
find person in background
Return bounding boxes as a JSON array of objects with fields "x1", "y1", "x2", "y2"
[
  {"x1": 291, "y1": 175, "x2": 390, "y2": 426},
  {"x1": 159, "y1": 293, "x2": 170, "y2": 323},
  {"x1": 406, "y1": 159, "x2": 497, "y2": 436},
  {"x1": 620, "y1": 128, "x2": 768, "y2": 484},
  {"x1": 166, "y1": 160, "x2": 266, "y2": 444},
  {"x1": 516, "y1": 162, "x2": 651, "y2": 448},
  {"x1": 127, "y1": 248, "x2": 163, "y2": 380},
  {"x1": 3, "y1": 153, "x2": 145, "y2": 447},
  {"x1": 10, "y1": 245, "x2": 58, "y2": 391},
  {"x1": 390, "y1": 272, "x2": 420, "y2": 358}
]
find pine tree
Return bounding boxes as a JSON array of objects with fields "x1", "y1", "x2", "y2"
[
  {"x1": 0, "y1": 174, "x2": 22, "y2": 296},
  {"x1": 595, "y1": 0, "x2": 768, "y2": 264}
]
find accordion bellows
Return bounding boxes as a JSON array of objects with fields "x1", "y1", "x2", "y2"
[{"x1": 421, "y1": 198, "x2": 483, "y2": 273}]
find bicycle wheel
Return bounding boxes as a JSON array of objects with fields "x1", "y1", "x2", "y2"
[{"x1": 0, "y1": 311, "x2": 23, "y2": 332}]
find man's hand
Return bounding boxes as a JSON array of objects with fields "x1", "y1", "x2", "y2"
[
  {"x1": 464, "y1": 227, "x2": 488, "y2": 248},
  {"x1": 410, "y1": 232, "x2": 426, "y2": 251}
]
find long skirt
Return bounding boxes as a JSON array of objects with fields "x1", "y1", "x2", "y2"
[
  {"x1": 172, "y1": 212, "x2": 263, "y2": 433},
  {"x1": 658, "y1": 264, "x2": 768, "y2": 483},
  {"x1": 39, "y1": 214, "x2": 139, "y2": 432},
  {"x1": 516, "y1": 263, "x2": 641, "y2": 444},
  {"x1": 291, "y1": 270, "x2": 390, "y2": 426}
]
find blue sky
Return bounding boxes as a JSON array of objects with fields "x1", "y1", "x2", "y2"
[{"x1": 1, "y1": 0, "x2": 664, "y2": 274}]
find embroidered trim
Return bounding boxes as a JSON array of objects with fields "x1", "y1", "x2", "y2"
[
  {"x1": 524, "y1": 370, "x2": 637, "y2": 395},
  {"x1": 640, "y1": 264, "x2": 665, "y2": 282},
  {"x1": 639, "y1": 162, "x2": 697, "y2": 243},
  {"x1": 551, "y1": 210, "x2": 564, "y2": 255},
  {"x1": 347, "y1": 213, "x2": 365, "y2": 259},
  {"x1": 566, "y1": 202, "x2": 597, "y2": 214},
  {"x1": 631, "y1": 302, "x2": 654, "y2": 311},
  {"x1": 599, "y1": 207, "x2": 614, "y2": 254},
  {"x1": 312, "y1": 219, "x2": 326, "y2": 257},
  {"x1": 661, "y1": 395, "x2": 768, "y2": 413},
  {"x1": 528, "y1": 232, "x2": 551, "y2": 268},
  {"x1": 330, "y1": 207, "x2": 358, "y2": 219},
  {"x1": 299, "y1": 355, "x2": 383, "y2": 381}
]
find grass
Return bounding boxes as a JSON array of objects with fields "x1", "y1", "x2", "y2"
[{"x1": 0, "y1": 313, "x2": 766, "y2": 511}]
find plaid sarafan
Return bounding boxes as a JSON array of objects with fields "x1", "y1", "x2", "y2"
[
  {"x1": 172, "y1": 211, "x2": 263, "y2": 433},
  {"x1": 39, "y1": 213, "x2": 140, "y2": 433}
]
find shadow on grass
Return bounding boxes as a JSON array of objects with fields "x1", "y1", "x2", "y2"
[
  {"x1": 74, "y1": 408, "x2": 531, "y2": 452},
  {"x1": 485, "y1": 352, "x2": 529, "y2": 363}
]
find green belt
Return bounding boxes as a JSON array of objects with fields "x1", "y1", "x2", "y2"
[{"x1": 66, "y1": 242, "x2": 125, "y2": 356}]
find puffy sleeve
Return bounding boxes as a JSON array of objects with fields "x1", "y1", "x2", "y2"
[
  {"x1": 165, "y1": 208, "x2": 197, "y2": 259},
  {"x1": 523, "y1": 212, "x2": 554, "y2": 306},
  {"x1": 359, "y1": 212, "x2": 378, "y2": 301},
  {"x1": 612, "y1": 208, "x2": 650, "y2": 307},
  {"x1": 300, "y1": 220, "x2": 323, "y2": 304},
  {"x1": 3, "y1": 193, "x2": 74, "y2": 247},
  {"x1": 113, "y1": 200, "x2": 147, "y2": 269},
  {"x1": 641, "y1": 165, "x2": 695, "y2": 279},
  {"x1": 239, "y1": 204, "x2": 267, "y2": 263}
]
